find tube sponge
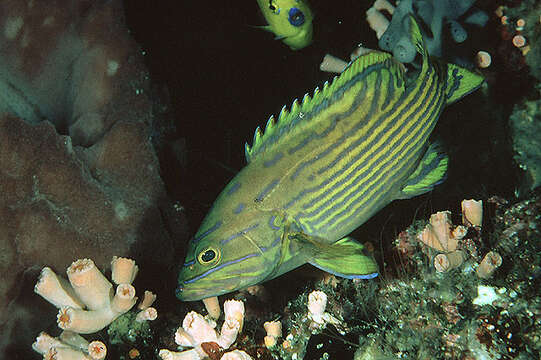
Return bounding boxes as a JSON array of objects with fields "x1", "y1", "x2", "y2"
[
  {"x1": 394, "y1": 36, "x2": 417, "y2": 63},
  {"x1": 377, "y1": 0, "x2": 488, "y2": 62},
  {"x1": 449, "y1": 20, "x2": 468, "y2": 43}
]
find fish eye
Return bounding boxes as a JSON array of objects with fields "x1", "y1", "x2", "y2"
[
  {"x1": 197, "y1": 247, "x2": 220, "y2": 265},
  {"x1": 288, "y1": 8, "x2": 305, "y2": 27}
]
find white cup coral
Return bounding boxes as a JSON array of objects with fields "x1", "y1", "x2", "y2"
[
  {"x1": 33, "y1": 256, "x2": 157, "y2": 359},
  {"x1": 159, "y1": 299, "x2": 247, "y2": 360}
]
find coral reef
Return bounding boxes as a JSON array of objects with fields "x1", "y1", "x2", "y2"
[
  {"x1": 4, "y1": 1, "x2": 539, "y2": 359},
  {"x1": 271, "y1": 289, "x2": 347, "y2": 360},
  {"x1": 412, "y1": 200, "x2": 496, "y2": 275},
  {"x1": 319, "y1": 54, "x2": 349, "y2": 74},
  {"x1": 269, "y1": 194, "x2": 539, "y2": 359},
  {"x1": 489, "y1": 1, "x2": 541, "y2": 192},
  {"x1": 23, "y1": 193, "x2": 538, "y2": 359},
  {"x1": 263, "y1": 320, "x2": 282, "y2": 348},
  {"x1": 322, "y1": 0, "x2": 492, "y2": 74},
  {"x1": 0, "y1": 112, "x2": 173, "y2": 354},
  {"x1": 495, "y1": 1, "x2": 541, "y2": 81},
  {"x1": 366, "y1": 0, "x2": 396, "y2": 40},
  {"x1": 510, "y1": 89, "x2": 541, "y2": 191}
]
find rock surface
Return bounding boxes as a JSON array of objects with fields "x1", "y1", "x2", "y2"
[{"x1": 0, "y1": 0, "x2": 184, "y2": 356}]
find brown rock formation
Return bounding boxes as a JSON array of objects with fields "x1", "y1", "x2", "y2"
[{"x1": 0, "y1": 0, "x2": 185, "y2": 356}]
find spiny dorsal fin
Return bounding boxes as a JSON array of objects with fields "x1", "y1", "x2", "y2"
[{"x1": 245, "y1": 50, "x2": 395, "y2": 163}]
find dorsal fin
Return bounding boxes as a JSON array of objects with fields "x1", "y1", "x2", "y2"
[{"x1": 245, "y1": 50, "x2": 395, "y2": 163}]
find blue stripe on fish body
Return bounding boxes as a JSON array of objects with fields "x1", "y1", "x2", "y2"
[
  {"x1": 309, "y1": 76, "x2": 444, "y2": 233},
  {"x1": 268, "y1": 215, "x2": 282, "y2": 230},
  {"x1": 256, "y1": 179, "x2": 280, "y2": 202},
  {"x1": 183, "y1": 253, "x2": 260, "y2": 284},
  {"x1": 220, "y1": 223, "x2": 260, "y2": 245},
  {"x1": 183, "y1": 259, "x2": 195, "y2": 267},
  {"x1": 233, "y1": 203, "x2": 245, "y2": 214},
  {"x1": 192, "y1": 220, "x2": 222, "y2": 243},
  {"x1": 226, "y1": 182, "x2": 241, "y2": 196},
  {"x1": 263, "y1": 152, "x2": 283, "y2": 167}
]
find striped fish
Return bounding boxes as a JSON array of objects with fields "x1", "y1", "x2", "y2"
[{"x1": 176, "y1": 15, "x2": 483, "y2": 301}]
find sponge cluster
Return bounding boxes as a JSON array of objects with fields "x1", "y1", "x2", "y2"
[{"x1": 378, "y1": 0, "x2": 488, "y2": 63}]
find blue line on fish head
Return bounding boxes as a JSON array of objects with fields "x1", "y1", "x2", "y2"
[{"x1": 176, "y1": 207, "x2": 283, "y2": 301}]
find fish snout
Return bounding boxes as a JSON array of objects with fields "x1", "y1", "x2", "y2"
[{"x1": 175, "y1": 283, "x2": 207, "y2": 301}]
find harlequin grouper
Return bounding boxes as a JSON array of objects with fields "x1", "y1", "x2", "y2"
[{"x1": 176, "y1": 15, "x2": 483, "y2": 301}]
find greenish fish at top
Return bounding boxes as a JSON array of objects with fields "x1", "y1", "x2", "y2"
[{"x1": 176, "y1": 15, "x2": 484, "y2": 301}]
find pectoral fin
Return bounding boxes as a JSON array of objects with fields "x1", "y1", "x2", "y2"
[
  {"x1": 252, "y1": 25, "x2": 275, "y2": 33},
  {"x1": 253, "y1": 25, "x2": 286, "y2": 40},
  {"x1": 291, "y1": 233, "x2": 379, "y2": 279},
  {"x1": 400, "y1": 142, "x2": 448, "y2": 198}
]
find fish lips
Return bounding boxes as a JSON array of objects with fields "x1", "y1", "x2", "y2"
[
  {"x1": 176, "y1": 265, "x2": 273, "y2": 301},
  {"x1": 175, "y1": 267, "x2": 244, "y2": 301},
  {"x1": 176, "y1": 284, "x2": 219, "y2": 302},
  {"x1": 175, "y1": 279, "x2": 241, "y2": 302}
]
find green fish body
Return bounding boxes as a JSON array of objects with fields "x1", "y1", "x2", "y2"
[
  {"x1": 177, "y1": 16, "x2": 483, "y2": 301},
  {"x1": 256, "y1": 0, "x2": 313, "y2": 50}
]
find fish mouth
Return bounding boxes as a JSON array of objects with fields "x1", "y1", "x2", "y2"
[
  {"x1": 175, "y1": 282, "x2": 237, "y2": 302},
  {"x1": 176, "y1": 269, "x2": 271, "y2": 301},
  {"x1": 175, "y1": 271, "x2": 244, "y2": 301},
  {"x1": 175, "y1": 284, "x2": 203, "y2": 302},
  {"x1": 176, "y1": 258, "x2": 275, "y2": 301}
]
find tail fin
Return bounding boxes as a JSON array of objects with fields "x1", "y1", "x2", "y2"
[{"x1": 445, "y1": 63, "x2": 485, "y2": 105}]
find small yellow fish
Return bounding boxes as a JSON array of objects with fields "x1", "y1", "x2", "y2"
[{"x1": 256, "y1": 0, "x2": 313, "y2": 50}]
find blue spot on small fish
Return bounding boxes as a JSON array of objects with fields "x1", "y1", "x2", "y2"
[{"x1": 288, "y1": 7, "x2": 305, "y2": 26}]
